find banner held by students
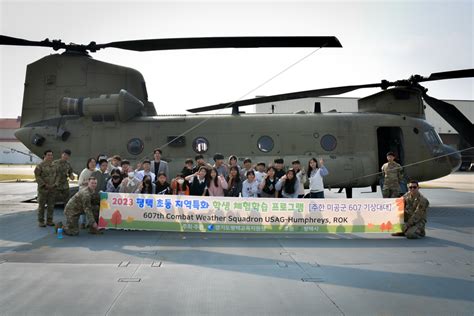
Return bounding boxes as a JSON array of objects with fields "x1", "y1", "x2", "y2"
[{"x1": 99, "y1": 192, "x2": 404, "y2": 233}]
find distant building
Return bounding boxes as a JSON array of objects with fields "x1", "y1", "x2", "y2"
[{"x1": 0, "y1": 118, "x2": 41, "y2": 164}]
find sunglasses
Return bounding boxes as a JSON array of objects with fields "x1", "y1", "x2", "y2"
[{"x1": 408, "y1": 186, "x2": 418, "y2": 189}]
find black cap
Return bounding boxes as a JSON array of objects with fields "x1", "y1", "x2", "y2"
[
  {"x1": 213, "y1": 153, "x2": 224, "y2": 161},
  {"x1": 386, "y1": 152, "x2": 395, "y2": 157},
  {"x1": 142, "y1": 159, "x2": 151, "y2": 164},
  {"x1": 274, "y1": 158, "x2": 284, "y2": 164},
  {"x1": 63, "y1": 149, "x2": 71, "y2": 155}
]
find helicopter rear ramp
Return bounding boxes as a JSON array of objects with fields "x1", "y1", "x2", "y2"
[{"x1": 0, "y1": 174, "x2": 472, "y2": 315}]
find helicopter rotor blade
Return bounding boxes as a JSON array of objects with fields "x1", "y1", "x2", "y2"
[
  {"x1": 94, "y1": 36, "x2": 342, "y2": 51},
  {"x1": 1, "y1": 35, "x2": 342, "y2": 52},
  {"x1": 0, "y1": 35, "x2": 66, "y2": 50},
  {"x1": 423, "y1": 93, "x2": 474, "y2": 146},
  {"x1": 187, "y1": 83, "x2": 382, "y2": 113},
  {"x1": 420, "y1": 69, "x2": 474, "y2": 83}
]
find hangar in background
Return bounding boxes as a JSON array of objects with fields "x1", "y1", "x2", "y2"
[{"x1": 0, "y1": 118, "x2": 41, "y2": 164}]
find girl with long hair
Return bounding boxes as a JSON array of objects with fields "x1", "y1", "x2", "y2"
[
  {"x1": 306, "y1": 158, "x2": 329, "y2": 198},
  {"x1": 275, "y1": 169, "x2": 299, "y2": 198}
]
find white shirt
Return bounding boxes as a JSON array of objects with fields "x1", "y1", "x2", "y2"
[{"x1": 136, "y1": 170, "x2": 156, "y2": 182}]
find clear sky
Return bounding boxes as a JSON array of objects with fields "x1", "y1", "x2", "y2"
[{"x1": 1, "y1": 0, "x2": 473, "y2": 118}]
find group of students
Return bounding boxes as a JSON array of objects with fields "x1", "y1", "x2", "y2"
[{"x1": 77, "y1": 150, "x2": 329, "y2": 199}]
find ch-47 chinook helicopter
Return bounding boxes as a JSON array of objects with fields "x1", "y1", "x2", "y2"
[{"x1": 2, "y1": 35, "x2": 472, "y2": 198}]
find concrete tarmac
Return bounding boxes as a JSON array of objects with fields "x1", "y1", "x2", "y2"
[{"x1": 0, "y1": 172, "x2": 472, "y2": 315}]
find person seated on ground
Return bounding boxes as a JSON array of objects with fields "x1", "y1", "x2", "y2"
[
  {"x1": 171, "y1": 173, "x2": 190, "y2": 195},
  {"x1": 208, "y1": 167, "x2": 228, "y2": 196},
  {"x1": 186, "y1": 166, "x2": 209, "y2": 196},
  {"x1": 259, "y1": 166, "x2": 278, "y2": 198},
  {"x1": 392, "y1": 180, "x2": 429, "y2": 239},
  {"x1": 181, "y1": 158, "x2": 194, "y2": 177},
  {"x1": 242, "y1": 170, "x2": 259, "y2": 198},
  {"x1": 136, "y1": 175, "x2": 155, "y2": 194},
  {"x1": 155, "y1": 172, "x2": 171, "y2": 194},
  {"x1": 119, "y1": 172, "x2": 140, "y2": 193},
  {"x1": 226, "y1": 166, "x2": 242, "y2": 197},
  {"x1": 63, "y1": 177, "x2": 102, "y2": 236},
  {"x1": 135, "y1": 159, "x2": 156, "y2": 183},
  {"x1": 106, "y1": 169, "x2": 122, "y2": 193},
  {"x1": 276, "y1": 169, "x2": 300, "y2": 198}
]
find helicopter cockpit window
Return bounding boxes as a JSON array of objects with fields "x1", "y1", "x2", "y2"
[
  {"x1": 320, "y1": 134, "x2": 337, "y2": 151},
  {"x1": 257, "y1": 136, "x2": 274, "y2": 153},
  {"x1": 127, "y1": 138, "x2": 144, "y2": 155},
  {"x1": 192, "y1": 137, "x2": 209, "y2": 153},
  {"x1": 424, "y1": 129, "x2": 442, "y2": 146}
]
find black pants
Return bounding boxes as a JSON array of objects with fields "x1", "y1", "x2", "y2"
[{"x1": 305, "y1": 191, "x2": 325, "y2": 198}]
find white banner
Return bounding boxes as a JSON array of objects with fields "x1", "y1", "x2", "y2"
[{"x1": 99, "y1": 192, "x2": 404, "y2": 233}]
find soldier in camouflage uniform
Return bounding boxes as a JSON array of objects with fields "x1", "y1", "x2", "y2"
[
  {"x1": 63, "y1": 177, "x2": 101, "y2": 236},
  {"x1": 34, "y1": 149, "x2": 57, "y2": 227},
  {"x1": 53, "y1": 149, "x2": 74, "y2": 204},
  {"x1": 381, "y1": 152, "x2": 403, "y2": 198},
  {"x1": 392, "y1": 180, "x2": 429, "y2": 239}
]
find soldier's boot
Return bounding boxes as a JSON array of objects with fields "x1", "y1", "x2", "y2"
[
  {"x1": 89, "y1": 226, "x2": 104, "y2": 235},
  {"x1": 46, "y1": 208, "x2": 54, "y2": 226},
  {"x1": 391, "y1": 232, "x2": 405, "y2": 237},
  {"x1": 63, "y1": 228, "x2": 79, "y2": 236},
  {"x1": 405, "y1": 226, "x2": 423, "y2": 239},
  {"x1": 37, "y1": 205, "x2": 45, "y2": 226}
]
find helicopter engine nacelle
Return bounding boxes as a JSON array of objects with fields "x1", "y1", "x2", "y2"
[
  {"x1": 59, "y1": 89, "x2": 144, "y2": 122},
  {"x1": 20, "y1": 53, "x2": 156, "y2": 127},
  {"x1": 358, "y1": 87, "x2": 425, "y2": 118}
]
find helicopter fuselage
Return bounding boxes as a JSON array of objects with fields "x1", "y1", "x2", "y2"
[{"x1": 15, "y1": 111, "x2": 461, "y2": 188}]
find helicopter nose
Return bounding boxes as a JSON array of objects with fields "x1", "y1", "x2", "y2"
[
  {"x1": 14, "y1": 127, "x2": 30, "y2": 144},
  {"x1": 443, "y1": 145, "x2": 461, "y2": 172}
]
